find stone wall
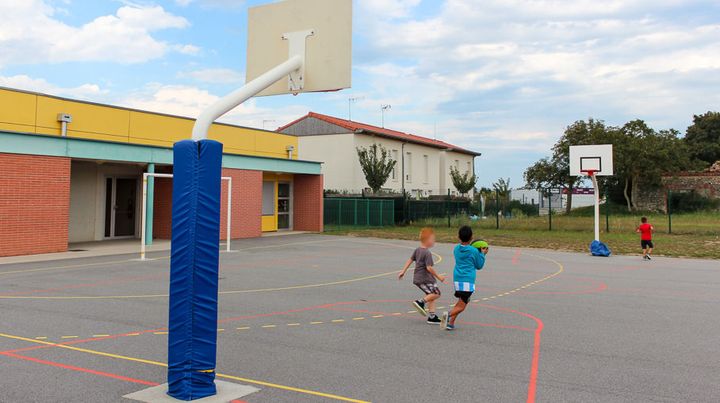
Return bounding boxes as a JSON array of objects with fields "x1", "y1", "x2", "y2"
[{"x1": 635, "y1": 171, "x2": 720, "y2": 212}]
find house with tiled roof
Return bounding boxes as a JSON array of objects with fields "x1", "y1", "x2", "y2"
[{"x1": 278, "y1": 112, "x2": 481, "y2": 197}]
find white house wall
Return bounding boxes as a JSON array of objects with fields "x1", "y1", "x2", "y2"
[
  {"x1": 300, "y1": 132, "x2": 475, "y2": 196},
  {"x1": 296, "y1": 133, "x2": 356, "y2": 191}
]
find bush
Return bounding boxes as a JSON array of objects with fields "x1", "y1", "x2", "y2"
[
  {"x1": 481, "y1": 200, "x2": 539, "y2": 217},
  {"x1": 669, "y1": 191, "x2": 720, "y2": 213}
]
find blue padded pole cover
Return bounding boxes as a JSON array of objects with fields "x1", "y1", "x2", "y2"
[{"x1": 167, "y1": 139, "x2": 223, "y2": 400}]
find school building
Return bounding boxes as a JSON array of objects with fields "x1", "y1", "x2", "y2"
[{"x1": 0, "y1": 87, "x2": 323, "y2": 257}]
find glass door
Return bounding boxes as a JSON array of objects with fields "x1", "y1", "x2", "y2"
[
  {"x1": 277, "y1": 182, "x2": 292, "y2": 230},
  {"x1": 104, "y1": 177, "x2": 138, "y2": 238}
]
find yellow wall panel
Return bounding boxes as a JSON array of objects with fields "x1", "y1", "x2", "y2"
[
  {"x1": 255, "y1": 132, "x2": 298, "y2": 159},
  {"x1": 208, "y1": 124, "x2": 256, "y2": 153},
  {"x1": 262, "y1": 215, "x2": 277, "y2": 232},
  {"x1": 36, "y1": 97, "x2": 130, "y2": 139},
  {"x1": 0, "y1": 89, "x2": 36, "y2": 129},
  {"x1": 0, "y1": 122, "x2": 36, "y2": 134},
  {"x1": 0, "y1": 87, "x2": 301, "y2": 160},
  {"x1": 128, "y1": 111, "x2": 193, "y2": 146}
]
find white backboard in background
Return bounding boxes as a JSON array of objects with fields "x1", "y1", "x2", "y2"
[
  {"x1": 246, "y1": 0, "x2": 353, "y2": 96},
  {"x1": 569, "y1": 144, "x2": 614, "y2": 176}
]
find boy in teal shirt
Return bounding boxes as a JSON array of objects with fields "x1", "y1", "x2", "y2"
[{"x1": 441, "y1": 226, "x2": 487, "y2": 331}]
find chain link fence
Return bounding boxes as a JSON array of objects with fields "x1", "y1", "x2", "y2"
[{"x1": 324, "y1": 198, "x2": 395, "y2": 226}]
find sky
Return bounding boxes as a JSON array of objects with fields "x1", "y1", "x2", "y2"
[{"x1": 1, "y1": 0, "x2": 719, "y2": 188}]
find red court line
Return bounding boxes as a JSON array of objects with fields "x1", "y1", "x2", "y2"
[
  {"x1": 0, "y1": 274, "x2": 165, "y2": 296},
  {"x1": 0, "y1": 351, "x2": 158, "y2": 386},
  {"x1": 512, "y1": 249, "x2": 522, "y2": 265},
  {"x1": 479, "y1": 304, "x2": 543, "y2": 403}
]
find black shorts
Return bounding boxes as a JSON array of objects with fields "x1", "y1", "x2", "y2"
[
  {"x1": 454, "y1": 291, "x2": 473, "y2": 304},
  {"x1": 641, "y1": 240, "x2": 654, "y2": 249},
  {"x1": 416, "y1": 283, "x2": 441, "y2": 296}
]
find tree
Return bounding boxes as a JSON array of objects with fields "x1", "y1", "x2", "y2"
[
  {"x1": 685, "y1": 111, "x2": 720, "y2": 166},
  {"x1": 450, "y1": 166, "x2": 477, "y2": 197},
  {"x1": 492, "y1": 177, "x2": 511, "y2": 199},
  {"x1": 525, "y1": 119, "x2": 615, "y2": 213},
  {"x1": 356, "y1": 143, "x2": 395, "y2": 194}
]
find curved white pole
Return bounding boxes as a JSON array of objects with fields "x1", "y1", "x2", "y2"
[{"x1": 191, "y1": 55, "x2": 303, "y2": 141}]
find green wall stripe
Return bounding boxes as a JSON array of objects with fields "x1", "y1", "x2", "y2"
[{"x1": 0, "y1": 131, "x2": 321, "y2": 175}]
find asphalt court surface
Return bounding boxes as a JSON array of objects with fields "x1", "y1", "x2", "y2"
[{"x1": 0, "y1": 234, "x2": 719, "y2": 402}]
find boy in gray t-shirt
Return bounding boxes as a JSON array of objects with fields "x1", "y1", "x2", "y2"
[{"x1": 398, "y1": 228, "x2": 446, "y2": 324}]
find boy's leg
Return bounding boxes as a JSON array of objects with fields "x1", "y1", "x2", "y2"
[
  {"x1": 425, "y1": 291, "x2": 440, "y2": 313},
  {"x1": 448, "y1": 299, "x2": 467, "y2": 325}
]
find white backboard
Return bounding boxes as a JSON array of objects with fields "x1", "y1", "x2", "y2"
[
  {"x1": 569, "y1": 144, "x2": 614, "y2": 176},
  {"x1": 246, "y1": 0, "x2": 352, "y2": 96}
]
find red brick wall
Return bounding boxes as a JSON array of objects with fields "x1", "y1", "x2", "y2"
[
  {"x1": 0, "y1": 153, "x2": 71, "y2": 257},
  {"x1": 221, "y1": 168, "x2": 263, "y2": 239},
  {"x1": 152, "y1": 178, "x2": 173, "y2": 239},
  {"x1": 152, "y1": 169, "x2": 263, "y2": 240},
  {"x1": 293, "y1": 174, "x2": 324, "y2": 232}
]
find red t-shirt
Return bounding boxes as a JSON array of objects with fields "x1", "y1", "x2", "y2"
[{"x1": 638, "y1": 223, "x2": 653, "y2": 241}]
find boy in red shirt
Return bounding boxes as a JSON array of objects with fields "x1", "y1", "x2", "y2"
[{"x1": 636, "y1": 217, "x2": 654, "y2": 260}]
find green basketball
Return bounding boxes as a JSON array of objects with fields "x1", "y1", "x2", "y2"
[{"x1": 471, "y1": 239, "x2": 489, "y2": 250}]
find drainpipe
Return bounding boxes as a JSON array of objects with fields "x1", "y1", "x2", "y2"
[
  {"x1": 401, "y1": 142, "x2": 406, "y2": 197},
  {"x1": 286, "y1": 145, "x2": 295, "y2": 159},
  {"x1": 57, "y1": 113, "x2": 72, "y2": 137}
]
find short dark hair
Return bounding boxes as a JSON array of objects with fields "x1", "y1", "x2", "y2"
[
  {"x1": 641, "y1": 217, "x2": 648, "y2": 223},
  {"x1": 458, "y1": 226, "x2": 473, "y2": 243}
]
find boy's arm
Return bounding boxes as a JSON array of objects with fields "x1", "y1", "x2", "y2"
[
  {"x1": 475, "y1": 252, "x2": 486, "y2": 271},
  {"x1": 398, "y1": 258, "x2": 413, "y2": 280},
  {"x1": 426, "y1": 265, "x2": 446, "y2": 283}
]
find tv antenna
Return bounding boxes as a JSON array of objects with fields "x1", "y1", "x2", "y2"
[
  {"x1": 381, "y1": 104, "x2": 392, "y2": 127},
  {"x1": 348, "y1": 96, "x2": 364, "y2": 121}
]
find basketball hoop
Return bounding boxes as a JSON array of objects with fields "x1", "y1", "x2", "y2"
[{"x1": 581, "y1": 170, "x2": 597, "y2": 177}]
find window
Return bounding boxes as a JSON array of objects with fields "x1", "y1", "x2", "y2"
[
  {"x1": 262, "y1": 181, "x2": 275, "y2": 215},
  {"x1": 405, "y1": 152, "x2": 412, "y2": 182},
  {"x1": 454, "y1": 159, "x2": 460, "y2": 170},
  {"x1": 391, "y1": 149, "x2": 398, "y2": 180},
  {"x1": 467, "y1": 161, "x2": 472, "y2": 174},
  {"x1": 423, "y1": 155, "x2": 429, "y2": 184}
]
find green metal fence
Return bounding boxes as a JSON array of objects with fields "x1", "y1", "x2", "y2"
[
  {"x1": 406, "y1": 200, "x2": 470, "y2": 221},
  {"x1": 324, "y1": 198, "x2": 395, "y2": 226}
]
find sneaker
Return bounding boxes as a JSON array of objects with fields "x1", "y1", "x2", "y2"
[
  {"x1": 646, "y1": 254, "x2": 652, "y2": 261},
  {"x1": 426, "y1": 315, "x2": 441, "y2": 325},
  {"x1": 440, "y1": 311, "x2": 449, "y2": 329},
  {"x1": 643, "y1": 255, "x2": 649, "y2": 260},
  {"x1": 412, "y1": 300, "x2": 428, "y2": 317},
  {"x1": 446, "y1": 324, "x2": 456, "y2": 331}
]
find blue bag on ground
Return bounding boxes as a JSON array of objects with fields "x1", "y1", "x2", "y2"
[
  {"x1": 590, "y1": 240, "x2": 611, "y2": 257},
  {"x1": 167, "y1": 139, "x2": 223, "y2": 400}
]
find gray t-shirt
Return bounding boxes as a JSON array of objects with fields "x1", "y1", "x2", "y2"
[{"x1": 411, "y1": 247, "x2": 435, "y2": 285}]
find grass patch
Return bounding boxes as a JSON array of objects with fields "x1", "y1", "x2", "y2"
[{"x1": 324, "y1": 212, "x2": 720, "y2": 259}]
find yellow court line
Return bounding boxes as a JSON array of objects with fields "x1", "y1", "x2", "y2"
[
  {"x1": 0, "y1": 332, "x2": 370, "y2": 403},
  {"x1": 0, "y1": 238, "x2": 443, "y2": 300},
  {"x1": 0, "y1": 239, "x2": 334, "y2": 278}
]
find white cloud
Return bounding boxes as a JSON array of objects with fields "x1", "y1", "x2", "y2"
[
  {"x1": 173, "y1": 44, "x2": 201, "y2": 56},
  {"x1": 355, "y1": 0, "x2": 720, "y2": 140},
  {"x1": 0, "y1": 1, "x2": 191, "y2": 65},
  {"x1": 0, "y1": 74, "x2": 106, "y2": 99},
  {"x1": 358, "y1": 0, "x2": 422, "y2": 19},
  {"x1": 121, "y1": 84, "x2": 310, "y2": 129},
  {"x1": 178, "y1": 68, "x2": 245, "y2": 84},
  {"x1": 175, "y1": 0, "x2": 246, "y2": 8}
]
